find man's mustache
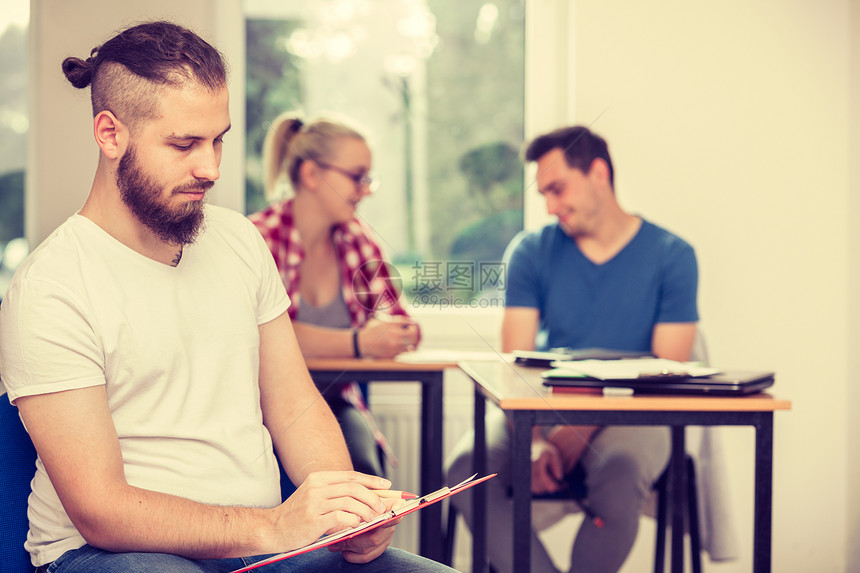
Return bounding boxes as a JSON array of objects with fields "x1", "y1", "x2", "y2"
[{"x1": 174, "y1": 180, "x2": 215, "y2": 194}]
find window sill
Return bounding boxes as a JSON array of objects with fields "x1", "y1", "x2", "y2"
[{"x1": 408, "y1": 305, "x2": 503, "y2": 352}]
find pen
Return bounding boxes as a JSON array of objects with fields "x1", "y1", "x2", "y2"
[
  {"x1": 554, "y1": 480, "x2": 604, "y2": 528},
  {"x1": 372, "y1": 312, "x2": 422, "y2": 330},
  {"x1": 371, "y1": 312, "x2": 396, "y2": 322},
  {"x1": 578, "y1": 501, "x2": 605, "y2": 528},
  {"x1": 372, "y1": 313, "x2": 415, "y2": 327},
  {"x1": 602, "y1": 386, "x2": 634, "y2": 397},
  {"x1": 374, "y1": 489, "x2": 418, "y2": 500}
]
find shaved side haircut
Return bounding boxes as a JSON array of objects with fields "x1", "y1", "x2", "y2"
[{"x1": 61, "y1": 20, "x2": 227, "y2": 131}]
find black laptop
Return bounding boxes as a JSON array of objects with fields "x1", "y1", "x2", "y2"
[{"x1": 541, "y1": 369, "x2": 775, "y2": 396}]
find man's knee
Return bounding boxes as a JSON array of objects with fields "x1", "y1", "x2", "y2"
[
  {"x1": 586, "y1": 453, "x2": 656, "y2": 521},
  {"x1": 586, "y1": 427, "x2": 669, "y2": 480}
]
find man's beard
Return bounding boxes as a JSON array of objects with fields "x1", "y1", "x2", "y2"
[{"x1": 116, "y1": 145, "x2": 211, "y2": 245}]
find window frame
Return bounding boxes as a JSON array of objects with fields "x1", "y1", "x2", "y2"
[{"x1": 240, "y1": 1, "x2": 576, "y2": 326}]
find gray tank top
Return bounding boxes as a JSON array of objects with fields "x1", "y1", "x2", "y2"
[
  {"x1": 297, "y1": 289, "x2": 353, "y2": 399},
  {"x1": 296, "y1": 288, "x2": 351, "y2": 329}
]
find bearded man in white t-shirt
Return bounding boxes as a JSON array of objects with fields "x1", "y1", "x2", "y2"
[{"x1": 0, "y1": 20, "x2": 453, "y2": 573}]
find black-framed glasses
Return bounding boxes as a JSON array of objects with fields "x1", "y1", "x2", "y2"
[{"x1": 315, "y1": 161, "x2": 379, "y2": 192}]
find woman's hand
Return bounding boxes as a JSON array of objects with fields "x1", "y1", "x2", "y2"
[{"x1": 357, "y1": 316, "x2": 421, "y2": 358}]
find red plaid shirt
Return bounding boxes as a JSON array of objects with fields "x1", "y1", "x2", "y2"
[
  {"x1": 249, "y1": 198, "x2": 410, "y2": 328},
  {"x1": 250, "y1": 199, "x2": 409, "y2": 466}
]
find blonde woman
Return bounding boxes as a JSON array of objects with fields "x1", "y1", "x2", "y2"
[{"x1": 250, "y1": 112, "x2": 420, "y2": 477}]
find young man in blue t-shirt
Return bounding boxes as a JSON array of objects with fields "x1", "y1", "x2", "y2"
[{"x1": 447, "y1": 126, "x2": 699, "y2": 573}]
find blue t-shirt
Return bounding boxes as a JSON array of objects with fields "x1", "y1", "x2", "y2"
[{"x1": 505, "y1": 219, "x2": 698, "y2": 352}]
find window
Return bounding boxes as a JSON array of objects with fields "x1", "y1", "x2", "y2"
[
  {"x1": 0, "y1": 3, "x2": 28, "y2": 299},
  {"x1": 245, "y1": 0, "x2": 525, "y2": 309}
]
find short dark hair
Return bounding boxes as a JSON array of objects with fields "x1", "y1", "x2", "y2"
[
  {"x1": 61, "y1": 21, "x2": 227, "y2": 130},
  {"x1": 523, "y1": 125, "x2": 615, "y2": 187}
]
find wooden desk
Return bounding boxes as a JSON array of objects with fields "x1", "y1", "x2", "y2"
[
  {"x1": 304, "y1": 357, "x2": 457, "y2": 561},
  {"x1": 460, "y1": 360, "x2": 791, "y2": 573}
]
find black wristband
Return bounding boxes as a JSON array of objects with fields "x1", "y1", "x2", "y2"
[{"x1": 352, "y1": 329, "x2": 362, "y2": 358}]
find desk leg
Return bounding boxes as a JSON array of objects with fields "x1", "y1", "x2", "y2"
[
  {"x1": 420, "y1": 372, "x2": 445, "y2": 561},
  {"x1": 753, "y1": 414, "x2": 774, "y2": 573},
  {"x1": 472, "y1": 388, "x2": 487, "y2": 573},
  {"x1": 670, "y1": 426, "x2": 686, "y2": 573},
  {"x1": 512, "y1": 411, "x2": 534, "y2": 573}
]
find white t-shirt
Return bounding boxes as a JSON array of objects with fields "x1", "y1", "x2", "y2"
[{"x1": 0, "y1": 205, "x2": 290, "y2": 566}]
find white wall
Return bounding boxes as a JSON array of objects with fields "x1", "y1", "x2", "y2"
[
  {"x1": 568, "y1": 2, "x2": 852, "y2": 572},
  {"x1": 27, "y1": 0, "x2": 245, "y2": 246},
  {"x1": 848, "y1": 0, "x2": 860, "y2": 571}
]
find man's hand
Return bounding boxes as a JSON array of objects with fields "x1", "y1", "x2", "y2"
[
  {"x1": 531, "y1": 438, "x2": 565, "y2": 494},
  {"x1": 273, "y1": 471, "x2": 393, "y2": 553},
  {"x1": 328, "y1": 504, "x2": 402, "y2": 563},
  {"x1": 546, "y1": 425, "x2": 599, "y2": 475},
  {"x1": 358, "y1": 316, "x2": 421, "y2": 358}
]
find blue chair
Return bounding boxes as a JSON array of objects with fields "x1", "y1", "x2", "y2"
[
  {"x1": 278, "y1": 460, "x2": 298, "y2": 501},
  {"x1": 0, "y1": 392, "x2": 37, "y2": 573}
]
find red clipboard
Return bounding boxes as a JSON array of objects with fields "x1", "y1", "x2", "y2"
[{"x1": 231, "y1": 473, "x2": 496, "y2": 572}]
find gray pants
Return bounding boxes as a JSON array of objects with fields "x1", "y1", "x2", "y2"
[{"x1": 446, "y1": 408, "x2": 669, "y2": 573}]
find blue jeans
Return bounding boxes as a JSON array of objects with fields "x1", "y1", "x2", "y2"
[{"x1": 43, "y1": 544, "x2": 455, "y2": 572}]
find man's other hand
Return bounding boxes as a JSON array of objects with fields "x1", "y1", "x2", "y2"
[
  {"x1": 530, "y1": 438, "x2": 564, "y2": 494},
  {"x1": 328, "y1": 503, "x2": 402, "y2": 563}
]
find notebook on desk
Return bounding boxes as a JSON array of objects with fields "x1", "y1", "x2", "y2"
[
  {"x1": 513, "y1": 348, "x2": 652, "y2": 368},
  {"x1": 541, "y1": 369, "x2": 775, "y2": 396}
]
